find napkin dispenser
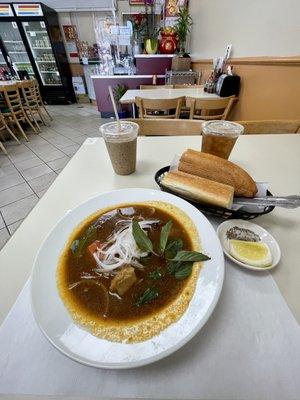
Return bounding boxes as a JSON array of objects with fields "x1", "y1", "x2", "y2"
[{"x1": 216, "y1": 74, "x2": 240, "y2": 97}]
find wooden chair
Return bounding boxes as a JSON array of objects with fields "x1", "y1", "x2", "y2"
[
  {"x1": 135, "y1": 96, "x2": 184, "y2": 119},
  {"x1": 187, "y1": 96, "x2": 236, "y2": 120},
  {"x1": 139, "y1": 85, "x2": 174, "y2": 89},
  {"x1": 0, "y1": 112, "x2": 21, "y2": 154},
  {"x1": 126, "y1": 118, "x2": 203, "y2": 136},
  {"x1": 237, "y1": 120, "x2": 300, "y2": 134},
  {"x1": 0, "y1": 84, "x2": 39, "y2": 141},
  {"x1": 32, "y1": 79, "x2": 52, "y2": 122},
  {"x1": 20, "y1": 80, "x2": 42, "y2": 132}
]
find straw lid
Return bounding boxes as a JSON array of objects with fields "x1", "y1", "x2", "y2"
[{"x1": 202, "y1": 120, "x2": 244, "y2": 137}]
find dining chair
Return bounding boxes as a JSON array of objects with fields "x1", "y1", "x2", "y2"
[
  {"x1": 237, "y1": 120, "x2": 300, "y2": 134},
  {"x1": 127, "y1": 118, "x2": 203, "y2": 136},
  {"x1": 0, "y1": 84, "x2": 38, "y2": 141},
  {"x1": 186, "y1": 96, "x2": 236, "y2": 120},
  {"x1": 0, "y1": 111, "x2": 22, "y2": 154},
  {"x1": 139, "y1": 85, "x2": 174, "y2": 89},
  {"x1": 32, "y1": 79, "x2": 52, "y2": 122},
  {"x1": 135, "y1": 96, "x2": 184, "y2": 119},
  {"x1": 20, "y1": 80, "x2": 42, "y2": 132}
]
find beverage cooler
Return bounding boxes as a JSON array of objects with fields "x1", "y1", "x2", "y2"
[{"x1": 0, "y1": 3, "x2": 76, "y2": 104}]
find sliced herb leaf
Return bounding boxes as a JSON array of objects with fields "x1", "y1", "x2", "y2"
[
  {"x1": 170, "y1": 250, "x2": 211, "y2": 262},
  {"x1": 135, "y1": 287, "x2": 159, "y2": 306},
  {"x1": 167, "y1": 261, "x2": 181, "y2": 274},
  {"x1": 168, "y1": 261, "x2": 194, "y2": 280},
  {"x1": 132, "y1": 220, "x2": 153, "y2": 253},
  {"x1": 174, "y1": 262, "x2": 193, "y2": 280},
  {"x1": 70, "y1": 239, "x2": 79, "y2": 254},
  {"x1": 71, "y1": 224, "x2": 97, "y2": 258},
  {"x1": 165, "y1": 238, "x2": 183, "y2": 259},
  {"x1": 159, "y1": 220, "x2": 172, "y2": 254},
  {"x1": 149, "y1": 268, "x2": 164, "y2": 280}
]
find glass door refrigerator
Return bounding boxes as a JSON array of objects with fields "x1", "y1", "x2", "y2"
[
  {"x1": 0, "y1": 2, "x2": 75, "y2": 104},
  {"x1": 0, "y1": 4, "x2": 35, "y2": 79}
]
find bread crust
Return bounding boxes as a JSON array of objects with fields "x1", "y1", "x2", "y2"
[
  {"x1": 179, "y1": 149, "x2": 257, "y2": 197},
  {"x1": 162, "y1": 170, "x2": 234, "y2": 209}
]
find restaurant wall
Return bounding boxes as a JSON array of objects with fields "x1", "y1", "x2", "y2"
[
  {"x1": 189, "y1": 0, "x2": 300, "y2": 58},
  {"x1": 192, "y1": 57, "x2": 300, "y2": 121}
]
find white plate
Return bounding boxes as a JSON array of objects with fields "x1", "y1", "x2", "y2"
[
  {"x1": 217, "y1": 219, "x2": 281, "y2": 271},
  {"x1": 31, "y1": 188, "x2": 224, "y2": 369}
]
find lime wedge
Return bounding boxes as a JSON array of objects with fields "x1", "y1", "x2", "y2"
[{"x1": 229, "y1": 239, "x2": 272, "y2": 267}]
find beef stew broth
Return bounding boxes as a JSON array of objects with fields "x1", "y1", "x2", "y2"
[{"x1": 59, "y1": 205, "x2": 192, "y2": 322}]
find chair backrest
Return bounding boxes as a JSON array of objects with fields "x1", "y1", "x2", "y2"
[
  {"x1": 135, "y1": 96, "x2": 185, "y2": 119},
  {"x1": 237, "y1": 120, "x2": 300, "y2": 134},
  {"x1": 31, "y1": 79, "x2": 42, "y2": 103},
  {"x1": 174, "y1": 84, "x2": 203, "y2": 89},
  {"x1": 20, "y1": 80, "x2": 38, "y2": 107},
  {"x1": 0, "y1": 84, "x2": 23, "y2": 114},
  {"x1": 186, "y1": 95, "x2": 236, "y2": 120},
  {"x1": 139, "y1": 84, "x2": 174, "y2": 89},
  {"x1": 126, "y1": 118, "x2": 203, "y2": 136}
]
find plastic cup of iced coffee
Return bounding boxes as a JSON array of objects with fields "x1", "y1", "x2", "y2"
[
  {"x1": 100, "y1": 121, "x2": 139, "y2": 175},
  {"x1": 201, "y1": 120, "x2": 244, "y2": 159}
]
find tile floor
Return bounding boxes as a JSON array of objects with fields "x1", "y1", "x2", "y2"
[{"x1": 0, "y1": 103, "x2": 108, "y2": 250}]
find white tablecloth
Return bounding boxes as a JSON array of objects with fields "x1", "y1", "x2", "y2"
[{"x1": 0, "y1": 255, "x2": 299, "y2": 399}]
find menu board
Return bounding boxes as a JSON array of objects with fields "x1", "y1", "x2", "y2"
[
  {"x1": 13, "y1": 3, "x2": 43, "y2": 17},
  {"x1": 0, "y1": 4, "x2": 13, "y2": 17}
]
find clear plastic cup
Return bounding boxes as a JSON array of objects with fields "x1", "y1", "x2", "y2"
[
  {"x1": 100, "y1": 121, "x2": 139, "y2": 175},
  {"x1": 201, "y1": 120, "x2": 244, "y2": 159}
]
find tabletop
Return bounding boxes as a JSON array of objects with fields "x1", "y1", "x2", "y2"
[
  {"x1": 0, "y1": 134, "x2": 299, "y2": 324},
  {"x1": 0, "y1": 80, "x2": 22, "y2": 87},
  {"x1": 120, "y1": 87, "x2": 219, "y2": 104},
  {"x1": 0, "y1": 134, "x2": 299, "y2": 399}
]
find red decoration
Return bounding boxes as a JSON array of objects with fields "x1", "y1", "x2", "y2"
[{"x1": 159, "y1": 27, "x2": 178, "y2": 54}]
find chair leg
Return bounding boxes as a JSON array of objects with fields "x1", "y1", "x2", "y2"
[
  {"x1": 5, "y1": 124, "x2": 21, "y2": 144},
  {"x1": 14, "y1": 118, "x2": 29, "y2": 141},
  {"x1": 28, "y1": 109, "x2": 41, "y2": 132},
  {"x1": 0, "y1": 140, "x2": 8, "y2": 154},
  {"x1": 42, "y1": 104, "x2": 52, "y2": 121},
  {"x1": 23, "y1": 112, "x2": 38, "y2": 134},
  {"x1": 38, "y1": 108, "x2": 50, "y2": 126}
]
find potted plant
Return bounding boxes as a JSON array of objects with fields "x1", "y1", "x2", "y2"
[
  {"x1": 144, "y1": 0, "x2": 159, "y2": 54},
  {"x1": 131, "y1": 13, "x2": 147, "y2": 55},
  {"x1": 113, "y1": 84, "x2": 128, "y2": 119},
  {"x1": 172, "y1": 7, "x2": 193, "y2": 70}
]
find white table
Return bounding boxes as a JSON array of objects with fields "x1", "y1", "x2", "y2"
[
  {"x1": 0, "y1": 135, "x2": 299, "y2": 399},
  {"x1": 119, "y1": 88, "x2": 219, "y2": 117}
]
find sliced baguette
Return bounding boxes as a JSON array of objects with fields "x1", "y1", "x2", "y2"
[
  {"x1": 179, "y1": 149, "x2": 257, "y2": 197},
  {"x1": 161, "y1": 170, "x2": 234, "y2": 209}
]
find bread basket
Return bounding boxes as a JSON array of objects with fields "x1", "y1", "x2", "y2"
[{"x1": 155, "y1": 166, "x2": 275, "y2": 220}]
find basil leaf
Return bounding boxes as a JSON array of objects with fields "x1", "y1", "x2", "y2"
[
  {"x1": 149, "y1": 268, "x2": 164, "y2": 280},
  {"x1": 132, "y1": 220, "x2": 153, "y2": 253},
  {"x1": 170, "y1": 250, "x2": 211, "y2": 262},
  {"x1": 70, "y1": 239, "x2": 79, "y2": 254},
  {"x1": 165, "y1": 238, "x2": 183, "y2": 259},
  {"x1": 167, "y1": 261, "x2": 181, "y2": 274},
  {"x1": 174, "y1": 262, "x2": 193, "y2": 280},
  {"x1": 72, "y1": 225, "x2": 97, "y2": 257},
  {"x1": 159, "y1": 221, "x2": 172, "y2": 254},
  {"x1": 135, "y1": 287, "x2": 159, "y2": 306}
]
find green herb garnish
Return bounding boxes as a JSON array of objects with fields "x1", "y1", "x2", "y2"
[
  {"x1": 132, "y1": 220, "x2": 153, "y2": 253},
  {"x1": 135, "y1": 287, "x2": 159, "y2": 306},
  {"x1": 169, "y1": 250, "x2": 211, "y2": 262},
  {"x1": 159, "y1": 220, "x2": 172, "y2": 254},
  {"x1": 149, "y1": 268, "x2": 164, "y2": 280},
  {"x1": 71, "y1": 225, "x2": 97, "y2": 258},
  {"x1": 165, "y1": 238, "x2": 183, "y2": 259}
]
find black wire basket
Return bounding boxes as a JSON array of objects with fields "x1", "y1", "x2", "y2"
[{"x1": 154, "y1": 166, "x2": 275, "y2": 220}]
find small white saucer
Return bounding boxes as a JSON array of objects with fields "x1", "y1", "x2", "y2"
[{"x1": 217, "y1": 219, "x2": 281, "y2": 271}]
